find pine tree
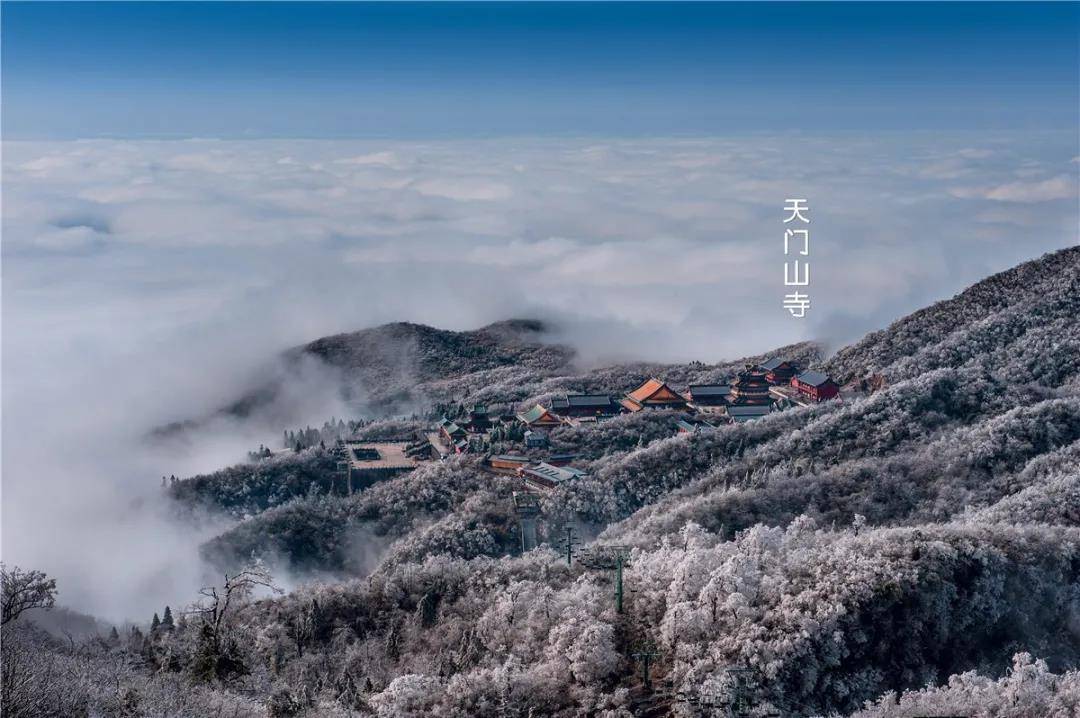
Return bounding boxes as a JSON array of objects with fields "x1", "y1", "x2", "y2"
[
  {"x1": 108, "y1": 626, "x2": 120, "y2": 645},
  {"x1": 162, "y1": 605, "x2": 175, "y2": 630},
  {"x1": 151, "y1": 612, "x2": 161, "y2": 633},
  {"x1": 128, "y1": 626, "x2": 144, "y2": 652}
]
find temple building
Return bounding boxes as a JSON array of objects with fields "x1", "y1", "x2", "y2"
[
  {"x1": 687, "y1": 384, "x2": 731, "y2": 408},
  {"x1": 438, "y1": 418, "x2": 468, "y2": 443},
  {"x1": 546, "y1": 453, "x2": 577, "y2": 467},
  {"x1": 728, "y1": 366, "x2": 773, "y2": 406},
  {"x1": 519, "y1": 462, "x2": 588, "y2": 492},
  {"x1": 676, "y1": 415, "x2": 718, "y2": 434},
  {"x1": 726, "y1": 405, "x2": 774, "y2": 423},
  {"x1": 489, "y1": 454, "x2": 531, "y2": 473},
  {"x1": 758, "y1": 357, "x2": 799, "y2": 385},
  {"x1": 340, "y1": 441, "x2": 419, "y2": 492},
  {"x1": 622, "y1": 378, "x2": 689, "y2": 412},
  {"x1": 550, "y1": 393, "x2": 623, "y2": 418},
  {"x1": 792, "y1": 370, "x2": 840, "y2": 402},
  {"x1": 517, "y1": 404, "x2": 564, "y2": 429},
  {"x1": 524, "y1": 430, "x2": 549, "y2": 448},
  {"x1": 461, "y1": 404, "x2": 492, "y2": 433}
]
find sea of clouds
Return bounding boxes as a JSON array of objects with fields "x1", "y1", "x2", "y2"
[{"x1": 2, "y1": 133, "x2": 1077, "y2": 621}]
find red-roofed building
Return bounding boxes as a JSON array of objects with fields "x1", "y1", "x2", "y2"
[
  {"x1": 621, "y1": 378, "x2": 689, "y2": 412},
  {"x1": 791, "y1": 371, "x2": 840, "y2": 402}
]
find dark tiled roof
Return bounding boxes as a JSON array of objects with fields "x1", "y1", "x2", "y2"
[
  {"x1": 733, "y1": 368, "x2": 769, "y2": 383},
  {"x1": 566, "y1": 394, "x2": 617, "y2": 407},
  {"x1": 727, "y1": 405, "x2": 773, "y2": 416},
  {"x1": 759, "y1": 357, "x2": 791, "y2": 371},
  {"x1": 796, "y1": 370, "x2": 833, "y2": 387},
  {"x1": 689, "y1": 384, "x2": 730, "y2": 397},
  {"x1": 677, "y1": 418, "x2": 717, "y2": 432}
]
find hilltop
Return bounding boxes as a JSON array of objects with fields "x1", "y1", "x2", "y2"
[
  {"x1": 154, "y1": 318, "x2": 578, "y2": 435},
  {"x1": 293, "y1": 318, "x2": 574, "y2": 388}
]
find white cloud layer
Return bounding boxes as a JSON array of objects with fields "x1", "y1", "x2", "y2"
[
  {"x1": 950, "y1": 174, "x2": 1078, "y2": 203},
  {"x1": 2, "y1": 133, "x2": 1077, "y2": 620}
]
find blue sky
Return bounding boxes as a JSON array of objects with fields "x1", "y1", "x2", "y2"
[{"x1": 3, "y1": 2, "x2": 1078, "y2": 138}]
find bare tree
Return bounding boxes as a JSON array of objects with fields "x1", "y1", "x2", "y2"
[
  {"x1": 187, "y1": 562, "x2": 281, "y2": 680},
  {"x1": 1, "y1": 564, "x2": 57, "y2": 626}
]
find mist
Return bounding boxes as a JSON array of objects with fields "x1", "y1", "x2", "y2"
[{"x1": 2, "y1": 133, "x2": 1076, "y2": 623}]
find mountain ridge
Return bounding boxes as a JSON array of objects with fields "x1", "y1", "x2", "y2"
[{"x1": 825, "y1": 245, "x2": 1080, "y2": 386}]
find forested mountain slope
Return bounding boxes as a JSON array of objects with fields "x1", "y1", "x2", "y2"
[
  {"x1": 825, "y1": 245, "x2": 1080, "y2": 387},
  {"x1": 9, "y1": 247, "x2": 1080, "y2": 717}
]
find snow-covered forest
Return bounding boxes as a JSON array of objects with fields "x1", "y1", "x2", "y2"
[{"x1": 4, "y1": 247, "x2": 1080, "y2": 717}]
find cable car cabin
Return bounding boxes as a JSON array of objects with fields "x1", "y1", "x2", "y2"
[
  {"x1": 757, "y1": 357, "x2": 799, "y2": 385},
  {"x1": 791, "y1": 370, "x2": 840, "y2": 402},
  {"x1": 621, "y1": 378, "x2": 689, "y2": 412}
]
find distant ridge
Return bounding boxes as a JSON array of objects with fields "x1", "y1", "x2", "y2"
[{"x1": 152, "y1": 318, "x2": 575, "y2": 437}]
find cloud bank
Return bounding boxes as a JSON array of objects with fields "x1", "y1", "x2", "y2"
[{"x1": 2, "y1": 133, "x2": 1077, "y2": 620}]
